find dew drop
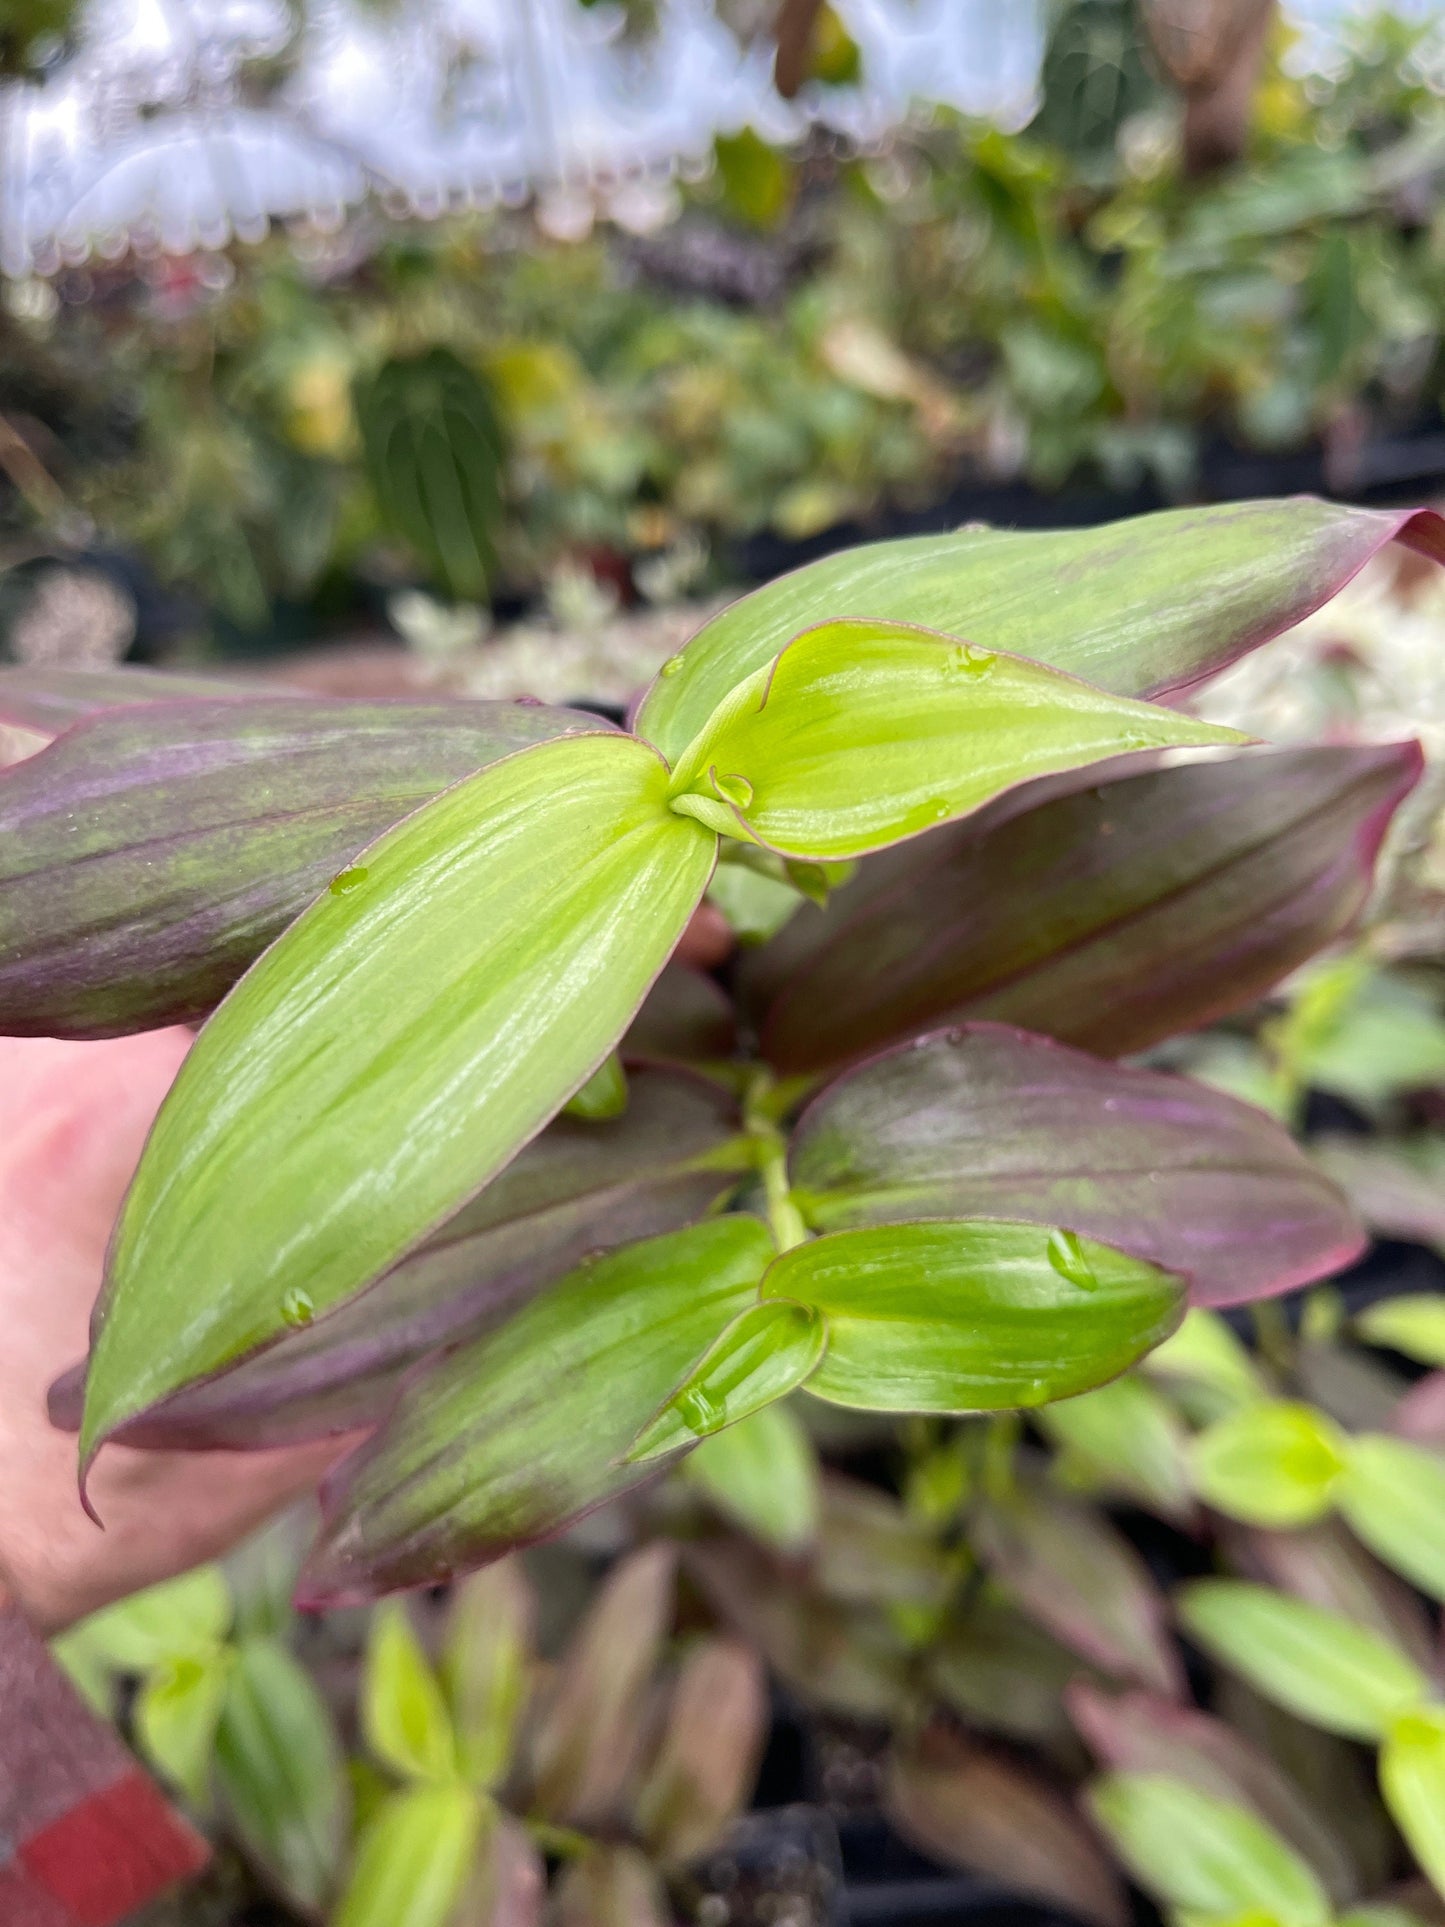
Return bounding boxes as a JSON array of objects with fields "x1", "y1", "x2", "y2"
[
  {"x1": 676, "y1": 1382, "x2": 725, "y2": 1436},
  {"x1": 927, "y1": 797, "x2": 952, "y2": 822},
  {"x1": 950, "y1": 643, "x2": 996, "y2": 678},
  {"x1": 1018, "y1": 1377, "x2": 1050, "y2": 1407},
  {"x1": 281, "y1": 1287, "x2": 315, "y2": 1328},
  {"x1": 659, "y1": 653, "x2": 686, "y2": 678},
  {"x1": 330, "y1": 866, "x2": 369, "y2": 897},
  {"x1": 714, "y1": 771, "x2": 754, "y2": 809},
  {"x1": 1046, "y1": 1228, "x2": 1098, "y2": 1291}
]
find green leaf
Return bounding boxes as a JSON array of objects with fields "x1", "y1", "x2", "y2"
[
  {"x1": 214, "y1": 1636, "x2": 350, "y2": 1913},
  {"x1": 1192, "y1": 1402, "x2": 1350, "y2": 1528},
  {"x1": 363, "y1": 1602, "x2": 459, "y2": 1784},
  {"x1": 564, "y1": 1051, "x2": 628, "y2": 1119},
  {"x1": 55, "y1": 1564, "x2": 232, "y2": 1671},
  {"x1": 760, "y1": 1221, "x2": 1184, "y2": 1412},
  {"x1": 0, "y1": 695, "x2": 600, "y2": 1038},
  {"x1": 1380, "y1": 1706, "x2": 1445, "y2": 1901},
  {"x1": 1177, "y1": 1582, "x2": 1428, "y2": 1742},
  {"x1": 81, "y1": 733, "x2": 716, "y2": 1467},
  {"x1": 1355, "y1": 1295, "x2": 1445, "y2": 1367},
  {"x1": 334, "y1": 1783, "x2": 484, "y2": 1927},
  {"x1": 443, "y1": 1560, "x2": 533, "y2": 1793},
  {"x1": 1336, "y1": 1435, "x2": 1445, "y2": 1603},
  {"x1": 682, "y1": 1403, "x2": 822, "y2": 1552},
  {"x1": 667, "y1": 620, "x2": 1242, "y2": 862},
  {"x1": 635, "y1": 499, "x2": 1445, "y2": 765},
  {"x1": 707, "y1": 858, "x2": 805, "y2": 943},
  {"x1": 301, "y1": 1217, "x2": 774, "y2": 1602},
  {"x1": 1144, "y1": 1309, "x2": 1267, "y2": 1411},
  {"x1": 1068, "y1": 1681, "x2": 1358, "y2": 1904},
  {"x1": 83, "y1": 1067, "x2": 745, "y2": 1451},
  {"x1": 628, "y1": 1300, "x2": 826, "y2": 1459},
  {"x1": 1038, "y1": 1376, "x2": 1194, "y2": 1522},
  {"x1": 1086, "y1": 1773, "x2": 1332, "y2": 1926},
  {"x1": 135, "y1": 1648, "x2": 233, "y2": 1810}
]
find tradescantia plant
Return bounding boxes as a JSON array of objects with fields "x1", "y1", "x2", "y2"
[{"x1": 7, "y1": 495, "x2": 1445, "y2": 1604}]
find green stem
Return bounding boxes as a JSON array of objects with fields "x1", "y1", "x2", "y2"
[{"x1": 743, "y1": 1069, "x2": 808, "y2": 1253}]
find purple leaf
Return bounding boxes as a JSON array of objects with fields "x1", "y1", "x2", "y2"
[
  {"x1": 49, "y1": 1068, "x2": 746, "y2": 1449},
  {"x1": 885, "y1": 1725, "x2": 1129, "y2": 1927},
  {"x1": 973, "y1": 1478, "x2": 1183, "y2": 1695},
  {"x1": 751, "y1": 742, "x2": 1421, "y2": 1074},
  {"x1": 789, "y1": 1024, "x2": 1362, "y2": 1307},
  {"x1": 682, "y1": 1537, "x2": 911, "y2": 1722},
  {"x1": 0, "y1": 694, "x2": 611, "y2": 1038},
  {"x1": 0, "y1": 663, "x2": 279, "y2": 735},
  {"x1": 623, "y1": 964, "x2": 738, "y2": 1067}
]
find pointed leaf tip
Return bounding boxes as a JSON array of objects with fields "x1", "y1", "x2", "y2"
[{"x1": 80, "y1": 732, "x2": 716, "y2": 1466}]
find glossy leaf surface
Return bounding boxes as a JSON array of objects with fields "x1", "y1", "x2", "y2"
[
  {"x1": 668, "y1": 619, "x2": 1242, "y2": 861},
  {"x1": 214, "y1": 1637, "x2": 350, "y2": 1915},
  {"x1": 762, "y1": 1221, "x2": 1184, "y2": 1412},
  {"x1": 62, "y1": 1069, "x2": 744, "y2": 1450},
  {"x1": 753, "y1": 742, "x2": 1420, "y2": 1073},
  {"x1": 81, "y1": 733, "x2": 716, "y2": 1468},
  {"x1": 1193, "y1": 1402, "x2": 1350, "y2": 1528},
  {"x1": 0, "y1": 695, "x2": 603, "y2": 1037},
  {"x1": 301, "y1": 1218, "x2": 774, "y2": 1603},
  {"x1": 1178, "y1": 1581, "x2": 1429, "y2": 1741},
  {"x1": 1336, "y1": 1435, "x2": 1445, "y2": 1603},
  {"x1": 790, "y1": 1025, "x2": 1361, "y2": 1306},
  {"x1": 628, "y1": 1300, "x2": 826, "y2": 1460},
  {"x1": 1086, "y1": 1773, "x2": 1331, "y2": 1926},
  {"x1": 637, "y1": 500, "x2": 1445, "y2": 763}
]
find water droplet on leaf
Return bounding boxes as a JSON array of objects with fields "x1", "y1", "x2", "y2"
[
  {"x1": 950, "y1": 643, "x2": 995, "y2": 677},
  {"x1": 676, "y1": 1382, "x2": 725, "y2": 1436},
  {"x1": 281, "y1": 1287, "x2": 315, "y2": 1328},
  {"x1": 1046, "y1": 1228, "x2": 1098, "y2": 1291},
  {"x1": 659, "y1": 653, "x2": 686, "y2": 678},
  {"x1": 928, "y1": 798, "x2": 951, "y2": 822},
  {"x1": 330, "y1": 866, "x2": 368, "y2": 897}
]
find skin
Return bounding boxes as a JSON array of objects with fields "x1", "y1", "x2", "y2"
[{"x1": 0, "y1": 909, "x2": 734, "y2": 1634}]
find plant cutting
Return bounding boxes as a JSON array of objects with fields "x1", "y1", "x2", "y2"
[{"x1": 5, "y1": 494, "x2": 1443, "y2": 1607}]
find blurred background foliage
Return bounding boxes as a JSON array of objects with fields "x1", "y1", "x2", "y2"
[{"x1": 1, "y1": 3, "x2": 1444, "y2": 655}]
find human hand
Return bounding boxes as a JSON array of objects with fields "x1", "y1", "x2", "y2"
[
  {"x1": 0, "y1": 912, "x2": 734, "y2": 1634},
  {"x1": 0, "y1": 1030, "x2": 348, "y2": 1633}
]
